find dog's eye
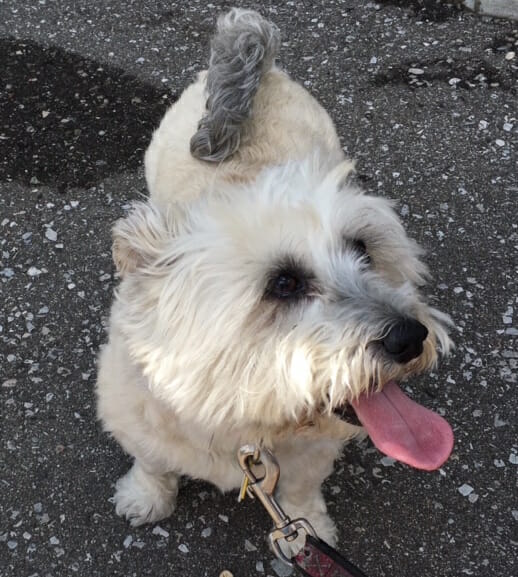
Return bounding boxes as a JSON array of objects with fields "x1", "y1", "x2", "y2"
[
  {"x1": 352, "y1": 239, "x2": 367, "y2": 255},
  {"x1": 266, "y1": 272, "x2": 307, "y2": 300},
  {"x1": 265, "y1": 266, "x2": 309, "y2": 301},
  {"x1": 350, "y1": 239, "x2": 370, "y2": 264},
  {"x1": 265, "y1": 257, "x2": 315, "y2": 301}
]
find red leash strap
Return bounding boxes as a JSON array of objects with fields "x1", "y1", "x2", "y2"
[{"x1": 294, "y1": 535, "x2": 368, "y2": 577}]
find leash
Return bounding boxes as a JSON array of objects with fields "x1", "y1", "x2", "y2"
[{"x1": 237, "y1": 445, "x2": 369, "y2": 577}]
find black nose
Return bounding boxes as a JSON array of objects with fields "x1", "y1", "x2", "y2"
[{"x1": 381, "y1": 319, "x2": 428, "y2": 364}]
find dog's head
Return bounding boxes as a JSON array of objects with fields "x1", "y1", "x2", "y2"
[{"x1": 112, "y1": 157, "x2": 453, "y2": 469}]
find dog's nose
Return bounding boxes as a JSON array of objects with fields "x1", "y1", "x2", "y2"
[{"x1": 381, "y1": 319, "x2": 428, "y2": 364}]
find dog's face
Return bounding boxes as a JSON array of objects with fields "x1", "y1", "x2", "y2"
[{"x1": 113, "y1": 158, "x2": 452, "y2": 433}]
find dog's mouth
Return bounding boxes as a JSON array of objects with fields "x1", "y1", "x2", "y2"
[
  {"x1": 333, "y1": 403, "x2": 362, "y2": 426},
  {"x1": 334, "y1": 380, "x2": 454, "y2": 471}
]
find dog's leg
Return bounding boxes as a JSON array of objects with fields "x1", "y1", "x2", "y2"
[
  {"x1": 274, "y1": 438, "x2": 342, "y2": 555},
  {"x1": 113, "y1": 460, "x2": 179, "y2": 527}
]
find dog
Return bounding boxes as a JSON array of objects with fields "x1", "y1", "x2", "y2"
[{"x1": 96, "y1": 8, "x2": 454, "y2": 553}]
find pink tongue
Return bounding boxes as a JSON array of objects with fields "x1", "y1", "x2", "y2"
[{"x1": 351, "y1": 381, "x2": 453, "y2": 471}]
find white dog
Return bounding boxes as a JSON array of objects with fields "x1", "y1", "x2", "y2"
[{"x1": 97, "y1": 9, "x2": 454, "y2": 551}]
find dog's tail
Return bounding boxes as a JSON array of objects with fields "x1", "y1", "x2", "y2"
[{"x1": 190, "y1": 8, "x2": 280, "y2": 163}]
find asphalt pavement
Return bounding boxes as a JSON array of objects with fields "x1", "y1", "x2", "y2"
[{"x1": 1, "y1": 2, "x2": 517, "y2": 576}]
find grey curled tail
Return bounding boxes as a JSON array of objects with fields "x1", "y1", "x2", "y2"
[{"x1": 190, "y1": 8, "x2": 280, "y2": 163}]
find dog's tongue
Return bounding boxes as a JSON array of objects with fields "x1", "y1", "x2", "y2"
[{"x1": 351, "y1": 381, "x2": 453, "y2": 471}]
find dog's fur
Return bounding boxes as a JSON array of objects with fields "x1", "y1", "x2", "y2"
[{"x1": 97, "y1": 9, "x2": 452, "y2": 549}]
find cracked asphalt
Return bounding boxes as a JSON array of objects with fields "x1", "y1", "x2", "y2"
[{"x1": 1, "y1": 2, "x2": 517, "y2": 576}]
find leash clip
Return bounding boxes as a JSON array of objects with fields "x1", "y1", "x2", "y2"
[{"x1": 237, "y1": 444, "x2": 316, "y2": 564}]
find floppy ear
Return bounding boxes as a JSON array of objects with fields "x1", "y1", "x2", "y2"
[{"x1": 112, "y1": 202, "x2": 172, "y2": 276}]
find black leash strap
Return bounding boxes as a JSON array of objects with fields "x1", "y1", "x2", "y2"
[{"x1": 294, "y1": 535, "x2": 368, "y2": 577}]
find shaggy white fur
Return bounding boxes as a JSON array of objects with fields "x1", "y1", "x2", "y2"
[{"x1": 97, "y1": 8, "x2": 453, "y2": 553}]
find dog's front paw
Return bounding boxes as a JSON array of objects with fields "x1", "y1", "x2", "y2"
[
  {"x1": 113, "y1": 463, "x2": 179, "y2": 527},
  {"x1": 277, "y1": 513, "x2": 337, "y2": 559},
  {"x1": 309, "y1": 512, "x2": 337, "y2": 547},
  {"x1": 277, "y1": 529, "x2": 307, "y2": 560}
]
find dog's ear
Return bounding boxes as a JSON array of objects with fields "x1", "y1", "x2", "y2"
[{"x1": 112, "y1": 202, "x2": 172, "y2": 276}]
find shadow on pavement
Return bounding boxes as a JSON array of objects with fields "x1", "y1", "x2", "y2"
[{"x1": 0, "y1": 38, "x2": 173, "y2": 190}]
